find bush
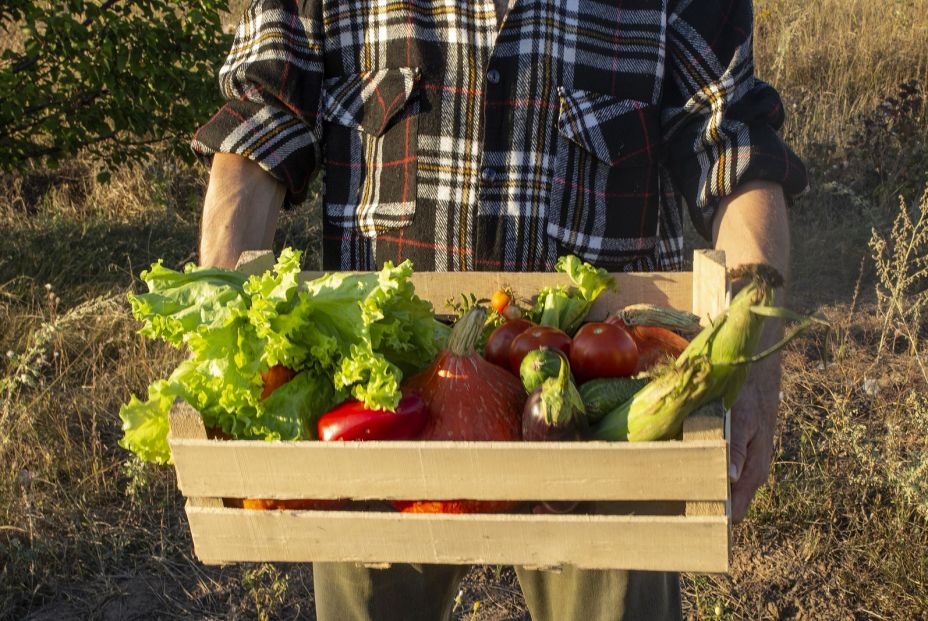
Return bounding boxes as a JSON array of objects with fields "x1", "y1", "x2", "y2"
[{"x1": 0, "y1": 1, "x2": 231, "y2": 180}]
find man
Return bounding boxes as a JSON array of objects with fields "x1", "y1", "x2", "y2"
[{"x1": 193, "y1": 1, "x2": 807, "y2": 619}]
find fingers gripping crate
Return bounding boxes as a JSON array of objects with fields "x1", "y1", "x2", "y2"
[{"x1": 167, "y1": 250, "x2": 732, "y2": 573}]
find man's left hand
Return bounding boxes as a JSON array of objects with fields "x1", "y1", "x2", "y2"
[{"x1": 728, "y1": 359, "x2": 781, "y2": 522}]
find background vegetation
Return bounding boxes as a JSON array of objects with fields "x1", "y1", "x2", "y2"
[{"x1": 1, "y1": 0, "x2": 927, "y2": 619}]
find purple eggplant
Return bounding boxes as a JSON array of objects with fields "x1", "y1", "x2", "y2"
[{"x1": 522, "y1": 352, "x2": 588, "y2": 512}]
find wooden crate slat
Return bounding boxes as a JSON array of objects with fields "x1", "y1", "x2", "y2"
[
  {"x1": 186, "y1": 507, "x2": 729, "y2": 573},
  {"x1": 296, "y1": 271, "x2": 693, "y2": 320},
  {"x1": 692, "y1": 250, "x2": 729, "y2": 324},
  {"x1": 683, "y1": 411, "x2": 730, "y2": 519},
  {"x1": 169, "y1": 438, "x2": 728, "y2": 502},
  {"x1": 235, "y1": 251, "x2": 694, "y2": 314},
  {"x1": 168, "y1": 400, "x2": 223, "y2": 508}
]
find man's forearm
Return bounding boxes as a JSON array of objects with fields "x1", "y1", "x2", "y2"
[
  {"x1": 711, "y1": 180, "x2": 790, "y2": 519},
  {"x1": 712, "y1": 179, "x2": 790, "y2": 363},
  {"x1": 199, "y1": 153, "x2": 286, "y2": 269},
  {"x1": 712, "y1": 180, "x2": 790, "y2": 286}
]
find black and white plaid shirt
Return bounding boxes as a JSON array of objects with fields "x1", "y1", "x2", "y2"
[{"x1": 193, "y1": 0, "x2": 807, "y2": 272}]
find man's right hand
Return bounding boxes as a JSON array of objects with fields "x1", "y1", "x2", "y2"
[{"x1": 199, "y1": 153, "x2": 285, "y2": 269}]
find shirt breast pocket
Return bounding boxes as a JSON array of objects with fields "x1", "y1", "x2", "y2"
[
  {"x1": 320, "y1": 67, "x2": 421, "y2": 237},
  {"x1": 547, "y1": 87, "x2": 661, "y2": 269}
]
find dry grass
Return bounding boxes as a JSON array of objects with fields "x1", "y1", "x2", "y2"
[
  {"x1": 1, "y1": 0, "x2": 928, "y2": 619},
  {"x1": 755, "y1": 0, "x2": 928, "y2": 153}
]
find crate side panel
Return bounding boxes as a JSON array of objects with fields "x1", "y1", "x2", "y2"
[
  {"x1": 169, "y1": 440, "x2": 728, "y2": 501},
  {"x1": 297, "y1": 271, "x2": 693, "y2": 318},
  {"x1": 168, "y1": 399, "x2": 223, "y2": 508},
  {"x1": 187, "y1": 508, "x2": 729, "y2": 572},
  {"x1": 692, "y1": 250, "x2": 729, "y2": 324}
]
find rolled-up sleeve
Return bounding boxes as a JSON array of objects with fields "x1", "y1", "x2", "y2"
[
  {"x1": 661, "y1": 0, "x2": 808, "y2": 240},
  {"x1": 192, "y1": 0, "x2": 323, "y2": 205}
]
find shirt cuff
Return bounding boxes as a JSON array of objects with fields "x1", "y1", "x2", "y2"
[
  {"x1": 191, "y1": 99, "x2": 320, "y2": 207},
  {"x1": 666, "y1": 83, "x2": 809, "y2": 240}
]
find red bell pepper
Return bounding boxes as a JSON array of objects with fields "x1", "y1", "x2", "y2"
[{"x1": 317, "y1": 393, "x2": 429, "y2": 441}]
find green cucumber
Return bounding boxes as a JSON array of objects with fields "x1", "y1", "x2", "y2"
[
  {"x1": 579, "y1": 377, "x2": 649, "y2": 423},
  {"x1": 520, "y1": 348, "x2": 567, "y2": 393}
]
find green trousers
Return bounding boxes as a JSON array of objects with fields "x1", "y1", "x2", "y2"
[{"x1": 313, "y1": 562, "x2": 681, "y2": 621}]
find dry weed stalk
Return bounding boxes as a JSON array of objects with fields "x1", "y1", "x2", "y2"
[
  {"x1": 0, "y1": 291, "x2": 124, "y2": 456},
  {"x1": 869, "y1": 187, "x2": 928, "y2": 382}
]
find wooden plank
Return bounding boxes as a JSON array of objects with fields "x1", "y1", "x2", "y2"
[
  {"x1": 686, "y1": 250, "x2": 731, "y2": 520},
  {"x1": 169, "y1": 439, "x2": 728, "y2": 502},
  {"x1": 229, "y1": 250, "x2": 693, "y2": 314},
  {"x1": 167, "y1": 400, "x2": 222, "y2": 509},
  {"x1": 296, "y1": 271, "x2": 693, "y2": 318},
  {"x1": 186, "y1": 508, "x2": 729, "y2": 572},
  {"x1": 692, "y1": 249, "x2": 729, "y2": 325},
  {"x1": 683, "y1": 409, "x2": 728, "y2": 518},
  {"x1": 235, "y1": 250, "x2": 276, "y2": 275}
]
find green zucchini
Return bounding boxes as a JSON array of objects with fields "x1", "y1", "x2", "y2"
[{"x1": 579, "y1": 377, "x2": 649, "y2": 423}]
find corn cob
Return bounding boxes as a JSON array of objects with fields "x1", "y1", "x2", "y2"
[
  {"x1": 614, "y1": 304, "x2": 702, "y2": 335},
  {"x1": 593, "y1": 355, "x2": 713, "y2": 441},
  {"x1": 593, "y1": 264, "x2": 817, "y2": 442},
  {"x1": 676, "y1": 264, "x2": 781, "y2": 410}
]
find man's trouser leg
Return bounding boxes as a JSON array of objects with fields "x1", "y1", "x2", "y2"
[
  {"x1": 515, "y1": 567, "x2": 682, "y2": 621},
  {"x1": 313, "y1": 562, "x2": 469, "y2": 621}
]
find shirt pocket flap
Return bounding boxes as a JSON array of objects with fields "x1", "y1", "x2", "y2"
[
  {"x1": 321, "y1": 67, "x2": 421, "y2": 137},
  {"x1": 557, "y1": 87, "x2": 659, "y2": 167}
]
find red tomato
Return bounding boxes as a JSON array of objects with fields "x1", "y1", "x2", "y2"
[
  {"x1": 604, "y1": 317, "x2": 689, "y2": 373},
  {"x1": 484, "y1": 319, "x2": 534, "y2": 368},
  {"x1": 501, "y1": 304, "x2": 523, "y2": 321},
  {"x1": 508, "y1": 326, "x2": 572, "y2": 375},
  {"x1": 569, "y1": 322, "x2": 638, "y2": 382},
  {"x1": 490, "y1": 289, "x2": 511, "y2": 314}
]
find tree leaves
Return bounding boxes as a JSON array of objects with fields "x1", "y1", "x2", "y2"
[{"x1": 0, "y1": 1, "x2": 232, "y2": 175}]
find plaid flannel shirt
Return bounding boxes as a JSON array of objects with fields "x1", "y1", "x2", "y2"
[{"x1": 193, "y1": 0, "x2": 807, "y2": 272}]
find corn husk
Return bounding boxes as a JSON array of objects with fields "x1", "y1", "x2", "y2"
[
  {"x1": 615, "y1": 304, "x2": 702, "y2": 335},
  {"x1": 593, "y1": 356, "x2": 713, "y2": 441},
  {"x1": 593, "y1": 264, "x2": 826, "y2": 442},
  {"x1": 676, "y1": 265, "x2": 779, "y2": 409}
]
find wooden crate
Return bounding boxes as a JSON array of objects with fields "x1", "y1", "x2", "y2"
[{"x1": 167, "y1": 250, "x2": 732, "y2": 573}]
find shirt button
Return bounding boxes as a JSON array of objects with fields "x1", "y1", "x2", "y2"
[
  {"x1": 480, "y1": 167, "x2": 497, "y2": 183},
  {"x1": 486, "y1": 69, "x2": 501, "y2": 85}
]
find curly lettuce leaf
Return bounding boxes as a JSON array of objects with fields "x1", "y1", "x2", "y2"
[
  {"x1": 119, "y1": 362, "x2": 341, "y2": 464},
  {"x1": 118, "y1": 380, "x2": 176, "y2": 465},
  {"x1": 121, "y1": 248, "x2": 445, "y2": 462},
  {"x1": 129, "y1": 260, "x2": 249, "y2": 346},
  {"x1": 118, "y1": 358, "x2": 220, "y2": 465},
  {"x1": 247, "y1": 257, "x2": 445, "y2": 411}
]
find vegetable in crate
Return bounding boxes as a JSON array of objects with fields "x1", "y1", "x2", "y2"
[
  {"x1": 484, "y1": 318, "x2": 534, "y2": 369},
  {"x1": 239, "y1": 498, "x2": 347, "y2": 511},
  {"x1": 522, "y1": 351, "x2": 587, "y2": 513},
  {"x1": 119, "y1": 248, "x2": 448, "y2": 464},
  {"x1": 508, "y1": 325, "x2": 571, "y2": 375},
  {"x1": 489, "y1": 288, "x2": 512, "y2": 315},
  {"x1": 317, "y1": 393, "x2": 429, "y2": 441},
  {"x1": 579, "y1": 377, "x2": 649, "y2": 423},
  {"x1": 527, "y1": 255, "x2": 615, "y2": 334},
  {"x1": 522, "y1": 352, "x2": 586, "y2": 442},
  {"x1": 610, "y1": 304, "x2": 701, "y2": 335},
  {"x1": 568, "y1": 322, "x2": 638, "y2": 382},
  {"x1": 605, "y1": 304, "x2": 696, "y2": 372},
  {"x1": 396, "y1": 307, "x2": 526, "y2": 514},
  {"x1": 594, "y1": 265, "x2": 824, "y2": 442},
  {"x1": 519, "y1": 347, "x2": 565, "y2": 393}
]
